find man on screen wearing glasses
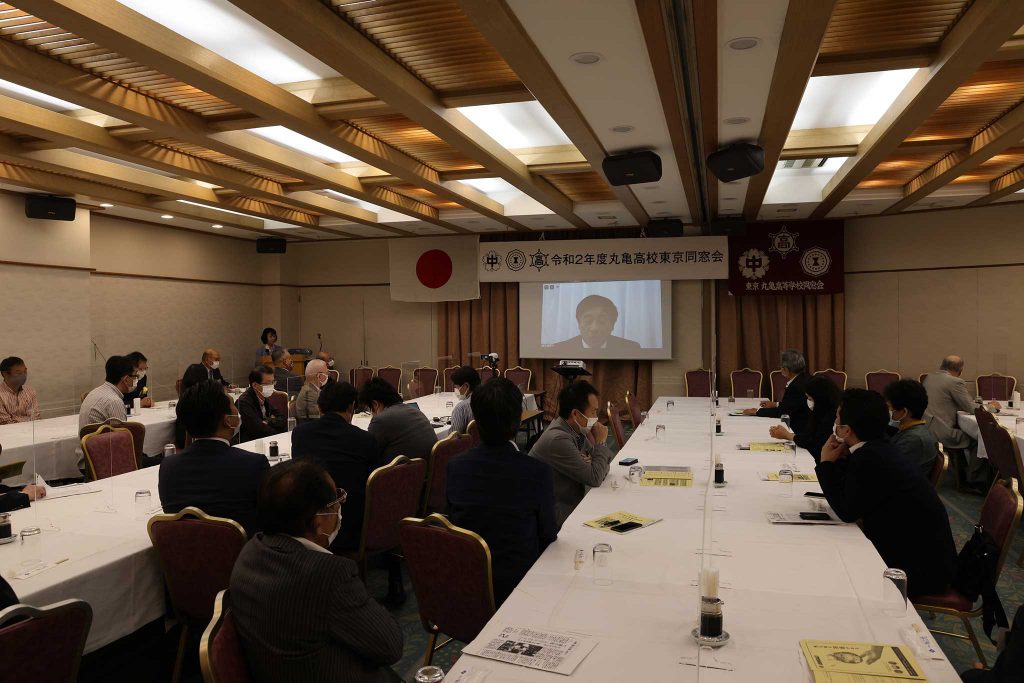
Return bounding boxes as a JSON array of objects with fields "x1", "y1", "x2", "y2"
[{"x1": 549, "y1": 295, "x2": 642, "y2": 354}]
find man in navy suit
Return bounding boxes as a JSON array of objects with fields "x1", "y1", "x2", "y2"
[
  {"x1": 159, "y1": 380, "x2": 269, "y2": 536},
  {"x1": 181, "y1": 348, "x2": 236, "y2": 391},
  {"x1": 447, "y1": 377, "x2": 557, "y2": 605}
]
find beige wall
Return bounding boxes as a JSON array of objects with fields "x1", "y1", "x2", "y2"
[
  {"x1": 652, "y1": 280, "x2": 705, "y2": 398},
  {"x1": 844, "y1": 202, "x2": 1024, "y2": 390}
]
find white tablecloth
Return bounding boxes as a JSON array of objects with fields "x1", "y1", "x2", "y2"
[
  {"x1": 451, "y1": 397, "x2": 960, "y2": 682},
  {"x1": 0, "y1": 401, "x2": 178, "y2": 485},
  {"x1": 956, "y1": 410, "x2": 1022, "y2": 460}
]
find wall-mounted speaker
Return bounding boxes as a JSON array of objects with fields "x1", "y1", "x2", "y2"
[
  {"x1": 706, "y1": 142, "x2": 765, "y2": 182},
  {"x1": 256, "y1": 237, "x2": 287, "y2": 254},
  {"x1": 602, "y1": 150, "x2": 662, "y2": 186},
  {"x1": 25, "y1": 194, "x2": 76, "y2": 221}
]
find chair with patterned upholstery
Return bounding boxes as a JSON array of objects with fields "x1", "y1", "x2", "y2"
[
  {"x1": 477, "y1": 366, "x2": 496, "y2": 383},
  {"x1": 624, "y1": 390, "x2": 646, "y2": 426},
  {"x1": 814, "y1": 369, "x2": 848, "y2": 391},
  {"x1": 730, "y1": 368, "x2": 763, "y2": 399},
  {"x1": 399, "y1": 514, "x2": 496, "y2": 666},
  {"x1": 81, "y1": 425, "x2": 138, "y2": 481},
  {"x1": 423, "y1": 432, "x2": 474, "y2": 515},
  {"x1": 504, "y1": 366, "x2": 532, "y2": 392},
  {"x1": 200, "y1": 590, "x2": 251, "y2": 683},
  {"x1": 148, "y1": 507, "x2": 248, "y2": 683},
  {"x1": 80, "y1": 418, "x2": 146, "y2": 469},
  {"x1": 769, "y1": 369, "x2": 787, "y2": 403},
  {"x1": 913, "y1": 478, "x2": 1023, "y2": 666},
  {"x1": 350, "y1": 366, "x2": 374, "y2": 389},
  {"x1": 977, "y1": 373, "x2": 1017, "y2": 401},
  {"x1": 345, "y1": 456, "x2": 427, "y2": 579},
  {"x1": 0, "y1": 598, "x2": 92, "y2": 683},
  {"x1": 414, "y1": 367, "x2": 439, "y2": 395},
  {"x1": 684, "y1": 369, "x2": 712, "y2": 398},
  {"x1": 607, "y1": 401, "x2": 627, "y2": 449},
  {"x1": 376, "y1": 366, "x2": 402, "y2": 392},
  {"x1": 866, "y1": 370, "x2": 901, "y2": 394},
  {"x1": 929, "y1": 444, "x2": 948, "y2": 489},
  {"x1": 466, "y1": 420, "x2": 481, "y2": 447},
  {"x1": 441, "y1": 366, "x2": 460, "y2": 392},
  {"x1": 407, "y1": 379, "x2": 429, "y2": 399}
]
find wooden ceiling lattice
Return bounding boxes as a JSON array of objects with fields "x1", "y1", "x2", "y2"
[
  {"x1": 856, "y1": 149, "x2": 951, "y2": 188},
  {"x1": 329, "y1": 0, "x2": 523, "y2": 96},
  {"x1": 345, "y1": 113, "x2": 483, "y2": 173},
  {"x1": 541, "y1": 171, "x2": 615, "y2": 203},
  {"x1": 148, "y1": 138, "x2": 305, "y2": 185},
  {"x1": 388, "y1": 182, "x2": 462, "y2": 209},
  {"x1": 820, "y1": 0, "x2": 972, "y2": 59},
  {"x1": 907, "y1": 60, "x2": 1024, "y2": 141},
  {"x1": 0, "y1": 3, "x2": 243, "y2": 117},
  {"x1": 951, "y1": 146, "x2": 1024, "y2": 184}
]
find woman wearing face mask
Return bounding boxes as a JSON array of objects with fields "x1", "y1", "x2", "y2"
[
  {"x1": 768, "y1": 377, "x2": 841, "y2": 462},
  {"x1": 229, "y1": 460, "x2": 404, "y2": 683},
  {"x1": 295, "y1": 359, "x2": 330, "y2": 423},
  {"x1": 236, "y1": 365, "x2": 288, "y2": 443},
  {"x1": 883, "y1": 379, "x2": 938, "y2": 479},
  {"x1": 450, "y1": 365, "x2": 481, "y2": 435}
]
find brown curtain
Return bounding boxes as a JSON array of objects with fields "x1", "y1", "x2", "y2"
[
  {"x1": 437, "y1": 282, "x2": 652, "y2": 421},
  {"x1": 716, "y1": 282, "x2": 844, "y2": 395}
]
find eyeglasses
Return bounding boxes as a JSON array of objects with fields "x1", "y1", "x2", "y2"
[{"x1": 321, "y1": 488, "x2": 347, "y2": 510}]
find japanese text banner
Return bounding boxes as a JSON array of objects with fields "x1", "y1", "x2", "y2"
[
  {"x1": 728, "y1": 220, "x2": 844, "y2": 296},
  {"x1": 478, "y1": 236, "x2": 728, "y2": 282}
]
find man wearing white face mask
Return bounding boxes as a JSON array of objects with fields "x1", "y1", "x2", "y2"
[
  {"x1": 159, "y1": 380, "x2": 269, "y2": 536},
  {"x1": 295, "y1": 359, "x2": 329, "y2": 422},
  {"x1": 236, "y1": 365, "x2": 287, "y2": 443},
  {"x1": 229, "y1": 460, "x2": 403, "y2": 682},
  {"x1": 79, "y1": 355, "x2": 135, "y2": 431},
  {"x1": 450, "y1": 365, "x2": 481, "y2": 434},
  {"x1": 182, "y1": 348, "x2": 235, "y2": 392},
  {"x1": 529, "y1": 380, "x2": 613, "y2": 527}
]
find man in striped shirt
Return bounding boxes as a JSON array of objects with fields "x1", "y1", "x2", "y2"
[{"x1": 0, "y1": 356, "x2": 40, "y2": 425}]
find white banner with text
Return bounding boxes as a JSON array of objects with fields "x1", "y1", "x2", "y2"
[{"x1": 478, "y1": 236, "x2": 728, "y2": 282}]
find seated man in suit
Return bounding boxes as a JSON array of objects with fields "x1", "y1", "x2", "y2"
[
  {"x1": 295, "y1": 359, "x2": 328, "y2": 422},
  {"x1": 743, "y1": 348, "x2": 812, "y2": 432},
  {"x1": 0, "y1": 356, "x2": 41, "y2": 424},
  {"x1": 292, "y1": 381, "x2": 381, "y2": 553},
  {"x1": 236, "y1": 366, "x2": 287, "y2": 443},
  {"x1": 158, "y1": 380, "x2": 269, "y2": 535},
  {"x1": 0, "y1": 481, "x2": 45, "y2": 513},
  {"x1": 884, "y1": 379, "x2": 937, "y2": 478},
  {"x1": 230, "y1": 459, "x2": 403, "y2": 683},
  {"x1": 182, "y1": 348, "x2": 236, "y2": 391},
  {"x1": 122, "y1": 351, "x2": 153, "y2": 409},
  {"x1": 923, "y1": 355, "x2": 989, "y2": 490},
  {"x1": 79, "y1": 355, "x2": 135, "y2": 431},
  {"x1": 529, "y1": 380, "x2": 614, "y2": 527},
  {"x1": 447, "y1": 378, "x2": 557, "y2": 605},
  {"x1": 272, "y1": 348, "x2": 301, "y2": 395},
  {"x1": 359, "y1": 377, "x2": 437, "y2": 461},
  {"x1": 816, "y1": 388, "x2": 956, "y2": 597},
  {"x1": 549, "y1": 295, "x2": 642, "y2": 354}
]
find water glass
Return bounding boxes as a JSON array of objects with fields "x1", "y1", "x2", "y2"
[
  {"x1": 593, "y1": 543, "x2": 613, "y2": 585},
  {"x1": 1016, "y1": 417, "x2": 1024, "y2": 436},
  {"x1": 287, "y1": 417, "x2": 297, "y2": 432},
  {"x1": 781, "y1": 413, "x2": 791, "y2": 428},
  {"x1": 134, "y1": 490, "x2": 152, "y2": 519},
  {"x1": 628, "y1": 465, "x2": 645, "y2": 487},
  {"x1": 882, "y1": 568, "x2": 909, "y2": 616},
  {"x1": 778, "y1": 466, "x2": 794, "y2": 497},
  {"x1": 655, "y1": 424, "x2": 665, "y2": 440},
  {"x1": 414, "y1": 666, "x2": 445, "y2": 683},
  {"x1": 746, "y1": 389, "x2": 754, "y2": 400},
  {"x1": 639, "y1": 410, "x2": 649, "y2": 426},
  {"x1": 255, "y1": 439, "x2": 264, "y2": 455},
  {"x1": 666, "y1": 400, "x2": 674, "y2": 411},
  {"x1": 445, "y1": 401, "x2": 454, "y2": 410}
]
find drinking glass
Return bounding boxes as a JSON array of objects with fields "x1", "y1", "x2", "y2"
[
  {"x1": 781, "y1": 413, "x2": 791, "y2": 428},
  {"x1": 746, "y1": 389, "x2": 754, "y2": 400},
  {"x1": 134, "y1": 490, "x2": 152, "y2": 519},
  {"x1": 1016, "y1": 417, "x2": 1024, "y2": 437},
  {"x1": 882, "y1": 568, "x2": 909, "y2": 616},
  {"x1": 445, "y1": 401, "x2": 454, "y2": 410},
  {"x1": 414, "y1": 666, "x2": 445, "y2": 683},
  {"x1": 593, "y1": 543, "x2": 613, "y2": 585},
  {"x1": 655, "y1": 424, "x2": 665, "y2": 440},
  {"x1": 666, "y1": 400, "x2": 674, "y2": 411},
  {"x1": 639, "y1": 410, "x2": 649, "y2": 426},
  {"x1": 628, "y1": 465, "x2": 645, "y2": 487},
  {"x1": 777, "y1": 466, "x2": 794, "y2": 497}
]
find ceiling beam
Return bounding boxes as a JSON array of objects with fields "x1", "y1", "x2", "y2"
[
  {"x1": 16, "y1": 0, "x2": 519, "y2": 230},
  {"x1": 742, "y1": 0, "x2": 837, "y2": 220},
  {"x1": 457, "y1": 0, "x2": 650, "y2": 226},
  {"x1": 811, "y1": 47, "x2": 935, "y2": 77},
  {"x1": 809, "y1": 0, "x2": 1024, "y2": 220},
  {"x1": 882, "y1": 100, "x2": 1024, "y2": 213},
  {"x1": 691, "y1": 0, "x2": 718, "y2": 221},
  {"x1": 226, "y1": 0, "x2": 580, "y2": 228},
  {"x1": 968, "y1": 165, "x2": 1024, "y2": 206}
]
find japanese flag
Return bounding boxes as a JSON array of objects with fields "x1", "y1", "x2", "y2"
[{"x1": 389, "y1": 236, "x2": 480, "y2": 302}]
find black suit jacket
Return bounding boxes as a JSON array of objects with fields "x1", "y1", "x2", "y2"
[
  {"x1": 0, "y1": 484, "x2": 28, "y2": 513},
  {"x1": 549, "y1": 334, "x2": 643, "y2": 356},
  {"x1": 0, "y1": 575, "x2": 16, "y2": 611},
  {"x1": 123, "y1": 374, "x2": 148, "y2": 408},
  {"x1": 291, "y1": 413, "x2": 383, "y2": 552},
  {"x1": 794, "y1": 407, "x2": 836, "y2": 463},
  {"x1": 447, "y1": 442, "x2": 557, "y2": 605},
  {"x1": 182, "y1": 363, "x2": 229, "y2": 391},
  {"x1": 757, "y1": 371, "x2": 811, "y2": 432},
  {"x1": 236, "y1": 387, "x2": 286, "y2": 443},
  {"x1": 816, "y1": 440, "x2": 956, "y2": 597},
  {"x1": 158, "y1": 439, "x2": 269, "y2": 536}
]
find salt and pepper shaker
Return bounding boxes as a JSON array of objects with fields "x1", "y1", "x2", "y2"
[
  {"x1": 268, "y1": 440, "x2": 279, "y2": 459},
  {"x1": 714, "y1": 417, "x2": 722, "y2": 435},
  {"x1": 697, "y1": 568, "x2": 726, "y2": 640},
  {"x1": 713, "y1": 453, "x2": 726, "y2": 488}
]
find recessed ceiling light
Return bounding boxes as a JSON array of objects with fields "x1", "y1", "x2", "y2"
[
  {"x1": 656, "y1": 211, "x2": 671, "y2": 216},
  {"x1": 610, "y1": 125, "x2": 635, "y2": 133},
  {"x1": 212, "y1": 224, "x2": 223, "y2": 229},
  {"x1": 723, "y1": 197, "x2": 737, "y2": 201},
  {"x1": 467, "y1": 219, "x2": 479, "y2": 224},
  {"x1": 597, "y1": 214, "x2": 616, "y2": 219},
  {"x1": 570, "y1": 52, "x2": 603, "y2": 65},
  {"x1": 99, "y1": 202, "x2": 114, "y2": 208},
  {"x1": 641, "y1": 186, "x2": 659, "y2": 191},
  {"x1": 776, "y1": 208, "x2": 798, "y2": 213},
  {"x1": 651, "y1": 200, "x2": 667, "y2": 205},
  {"x1": 161, "y1": 214, "x2": 173, "y2": 219},
  {"x1": 727, "y1": 37, "x2": 760, "y2": 50},
  {"x1": 723, "y1": 116, "x2": 750, "y2": 125}
]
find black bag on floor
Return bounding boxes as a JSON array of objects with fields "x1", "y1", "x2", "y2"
[{"x1": 952, "y1": 524, "x2": 1009, "y2": 641}]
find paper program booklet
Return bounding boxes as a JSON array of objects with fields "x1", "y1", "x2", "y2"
[
  {"x1": 748, "y1": 441, "x2": 790, "y2": 452},
  {"x1": 800, "y1": 640, "x2": 928, "y2": 682},
  {"x1": 760, "y1": 471, "x2": 818, "y2": 482},
  {"x1": 641, "y1": 465, "x2": 693, "y2": 487},
  {"x1": 463, "y1": 626, "x2": 598, "y2": 675},
  {"x1": 584, "y1": 511, "x2": 662, "y2": 532}
]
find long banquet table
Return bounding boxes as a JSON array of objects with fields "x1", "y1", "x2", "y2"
[{"x1": 449, "y1": 397, "x2": 960, "y2": 682}]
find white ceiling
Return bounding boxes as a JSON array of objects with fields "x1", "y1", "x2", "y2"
[
  {"x1": 457, "y1": 102, "x2": 572, "y2": 150},
  {"x1": 792, "y1": 70, "x2": 920, "y2": 131}
]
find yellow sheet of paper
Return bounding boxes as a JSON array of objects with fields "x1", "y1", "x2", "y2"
[
  {"x1": 800, "y1": 640, "x2": 927, "y2": 682},
  {"x1": 763, "y1": 472, "x2": 818, "y2": 482},
  {"x1": 639, "y1": 476, "x2": 693, "y2": 487},
  {"x1": 749, "y1": 442, "x2": 789, "y2": 452},
  {"x1": 584, "y1": 511, "x2": 659, "y2": 530}
]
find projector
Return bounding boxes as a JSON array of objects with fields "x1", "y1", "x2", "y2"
[{"x1": 559, "y1": 360, "x2": 587, "y2": 368}]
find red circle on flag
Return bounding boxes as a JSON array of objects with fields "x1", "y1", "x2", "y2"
[{"x1": 416, "y1": 249, "x2": 453, "y2": 289}]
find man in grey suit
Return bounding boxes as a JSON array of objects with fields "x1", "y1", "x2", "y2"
[
  {"x1": 230, "y1": 460, "x2": 403, "y2": 683},
  {"x1": 923, "y1": 355, "x2": 989, "y2": 488},
  {"x1": 530, "y1": 380, "x2": 614, "y2": 527}
]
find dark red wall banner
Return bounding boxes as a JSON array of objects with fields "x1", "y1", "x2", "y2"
[{"x1": 727, "y1": 220, "x2": 844, "y2": 295}]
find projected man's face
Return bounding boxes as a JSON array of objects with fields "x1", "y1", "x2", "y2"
[{"x1": 577, "y1": 304, "x2": 616, "y2": 347}]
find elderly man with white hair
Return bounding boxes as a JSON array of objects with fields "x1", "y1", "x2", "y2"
[
  {"x1": 295, "y1": 359, "x2": 329, "y2": 423},
  {"x1": 742, "y1": 348, "x2": 812, "y2": 433}
]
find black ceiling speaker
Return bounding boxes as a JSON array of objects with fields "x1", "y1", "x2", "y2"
[
  {"x1": 602, "y1": 150, "x2": 662, "y2": 185},
  {"x1": 25, "y1": 194, "x2": 76, "y2": 221},
  {"x1": 256, "y1": 237, "x2": 287, "y2": 254},
  {"x1": 645, "y1": 218, "x2": 685, "y2": 237},
  {"x1": 706, "y1": 142, "x2": 765, "y2": 182}
]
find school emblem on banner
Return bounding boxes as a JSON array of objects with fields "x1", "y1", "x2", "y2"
[{"x1": 728, "y1": 221, "x2": 843, "y2": 296}]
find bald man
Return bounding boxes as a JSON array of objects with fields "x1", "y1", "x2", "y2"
[
  {"x1": 923, "y1": 355, "x2": 988, "y2": 488},
  {"x1": 295, "y1": 359, "x2": 328, "y2": 422},
  {"x1": 182, "y1": 348, "x2": 237, "y2": 392}
]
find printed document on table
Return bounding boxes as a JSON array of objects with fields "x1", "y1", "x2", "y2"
[
  {"x1": 759, "y1": 471, "x2": 818, "y2": 482},
  {"x1": 766, "y1": 512, "x2": 844, "y2": 525},
  {"x1": 583, "y1": 511, "x2": 661, "y2": 531},
  {"x1": 641, "y1": 465, "x2": 693, "y2": 487},
  {"x1": 463, "y1": 626, "x2": 597, "y2": 675},
  {"x1": 748, "y1": 441, "x2": 789, "y2": 452},
  {"x1": 800, "y1": 639, "x2": 928, "y2": 681}
]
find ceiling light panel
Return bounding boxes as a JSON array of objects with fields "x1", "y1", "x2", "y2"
[
  {"x1": 116, "y1": 0, "x2": 339, "y2": 83},
  {"x1": 0, "y1": 78, "x2": 79, "y2": 111},
  {"x1": 457, "y1": 101, "x2": 572, "y2": 149},
  {"x1": 792, "y1": 69, "x2": 919, "y2": 130},
  {"x1": 250, "y1": 126, "x2": 356, "y2": 164}
]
